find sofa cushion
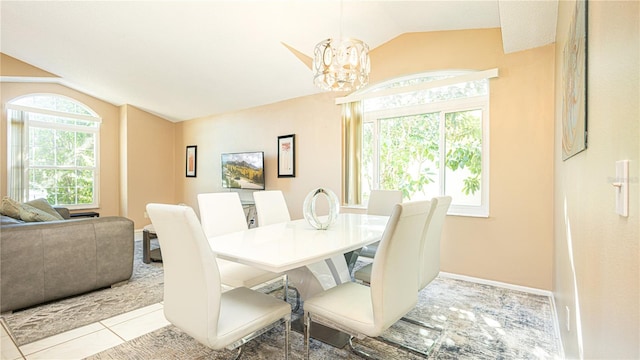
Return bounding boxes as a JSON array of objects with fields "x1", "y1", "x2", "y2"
[
  {"x1": 0, "y1": 197, "x2": 22, "y2": 219},
  {"x1": 20, "y1": 203, "x2": 62, "y2": 222},
  {"x1": 0, "y1": 197, "x2": 61, "y2": 222},
  {"x1": 26, "y1": 198, "x2": 65, "y2": 220}
]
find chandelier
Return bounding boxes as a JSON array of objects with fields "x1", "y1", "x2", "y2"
[
  {"x1": 313, "y1": 38, "x2": 370, "y2": 92},
  {"x1": 312, "y1": 1, "x2": 370, "y2": 92}
]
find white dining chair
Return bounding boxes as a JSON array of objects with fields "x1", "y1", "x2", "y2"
[
  {"x1": 354, "y1": 196, "x2": 451, "y2": 357},
  {"x1": 253, "y1": 190, "x2": 291, "y2": 226},
  {"x1": 346, "y1": 189, "x2": 403, "y2": 274},
  {"x1": 198, "y1": 192, "x2": 284, "y2": 289},
  {"x1": 253, "y1": 190, "x2": 351, "y2": 304},
  {"x1": 146, "y1": 203, "x2": 291, "y2": 359},
  {"x1": 417, "y1": 196, "x2": 451, "y2": 290},
  {"x1": 303, "y1": 201, "x2": 432, "y2": 359}
]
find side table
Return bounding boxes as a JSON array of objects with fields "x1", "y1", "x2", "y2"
[{"x1": 142, "y1": 224, "x2": 162, "y2": 264}]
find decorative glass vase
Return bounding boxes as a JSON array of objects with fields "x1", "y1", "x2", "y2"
[{"x1": 303, "y1": 187, "x2": 340, "y2": 230}]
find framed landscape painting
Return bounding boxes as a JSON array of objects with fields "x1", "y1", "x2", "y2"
[{"x1": 562, "y1": 0, "x2": 588, "y2": 160}]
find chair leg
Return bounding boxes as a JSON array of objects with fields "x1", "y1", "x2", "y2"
[
  {"x1": 377, "y1": 317, "x2": 443, "y2": 358},
  {"x1": 348, "y1": 337, "x2": 376, "y2": 360},
  {"x1": 230, "y1": 346, "x2": 242, "y2": 360},
  {"x1": 347, "y1": 317, "x2": 443, "y2": 359},
  {"x1": 304, "y1": 313, "x2": 311, "y2": 360},
  {"x1": 284, "y1": 317, "x2": 291, "y2": 360}
]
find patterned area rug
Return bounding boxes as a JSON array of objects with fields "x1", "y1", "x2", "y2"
[
  {"x1": 2, "y1": 239, "x2": 164, "y2": 346},
  {"x1": 3, "y1": 240, "x2": 562, "y2": 359},
  {"x1": 87, "y1": 276, "x2": 562, "y2": 359}
]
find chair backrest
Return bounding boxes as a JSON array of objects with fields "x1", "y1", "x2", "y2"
[
  {"x1": 370, "y1": 200, "x2": 432, "y2": 332},
  {"x1": 418, "y1": 196, "x2": 451, "y2": 290},
  {"x1": 253, "y1": 190, "x2": 291, "y2": 226},
  {"x1": 367, "y1": 190, "x2": 403, "y2": 216},
  {"x1": 197, "y1": 192, "x2": 248, "y2": 238},
  {"x1": 146, "y1": 203, "x2": 221, "y2": 347}
]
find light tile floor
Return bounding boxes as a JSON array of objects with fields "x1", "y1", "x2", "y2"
[{"x1": 1, "y1": 302, "x2": 169, "y2": 360}]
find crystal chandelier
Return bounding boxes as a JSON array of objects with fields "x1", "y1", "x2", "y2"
[{"x1": 313, "y1": 38, "x2": 370, "y2": 92}]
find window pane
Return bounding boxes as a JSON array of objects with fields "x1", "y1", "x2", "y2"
[
  {"x1": 14, "y1": 95, "x2": 94, "y2": 116},
  {"x1": 29, "y1": 127, "x2": 55, "y2": 166},
  {"x1": 445, "y1": 110, "x2": 483, "y2": 206},
  {"x1": 364, "y1": 79, "x2": 488, "y2": 112},
  {"x1": 76, "y1": 170, "x2": 94, "y2": 204},
  {"x1": 10, "y1": 95, "x2": 100, "y2": 208},
  {"x1": 76, "y1": 133, "x2": 96, "y2": 167},
  {"x1": 378, "y1": 113, "x2": 440, "y2": 200},
  {"x1": 56, "y1": 130, "x2": 76, "y2": 166},
  {"x1": 28, "y1": 169, "x2": 55, "y2": 201}
]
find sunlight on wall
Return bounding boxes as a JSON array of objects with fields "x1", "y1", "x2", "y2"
[{"x1": 564, "y1": 197, "x2": 584, "y2": 359}]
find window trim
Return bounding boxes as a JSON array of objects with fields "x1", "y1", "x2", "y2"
[
  {"x1": 345, "y1": 67, "x2": 496, "y2": 218},
  {"x1": 363, "y1": 96, "x2": 490, "y2": 217},
  {"x1": 6, "y1": 94, "x2": 101, "y2": 210},
  {"x1": 336, "y1": 68, "x2": 498, "y2": 105}
]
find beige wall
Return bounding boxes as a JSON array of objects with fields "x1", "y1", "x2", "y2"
[
  {"x1": 121, "y1": 105, "x2": 176, "y2": 227},
  {"x1": 176, "y1": 28, "x2": 556, "y2": 290},
  {"x1": 376, "y1": 29, "x2": 556, "y2": 290},
  {"x1": 175, "y1": 92, "x2": 342, "y2": 219},
  {"x1": 553, "y1": 1, "x2": 640, "y2": 359},
  {"x1": 0, "y1": 53, "x2": 58, "y2": 78}
]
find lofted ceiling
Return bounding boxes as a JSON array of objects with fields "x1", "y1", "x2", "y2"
[{"x1": 0, "y1": 1, "x2": 558, "y2": 122}]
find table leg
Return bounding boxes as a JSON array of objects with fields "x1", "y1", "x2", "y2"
[{"x1": 143, "y1": 230, "x2": 151, "y2": 264}]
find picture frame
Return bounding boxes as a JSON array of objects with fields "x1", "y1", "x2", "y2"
[
  {"x1": 186, "y1": 145, "x2": 197, "y2": 177},
  {"x1": 277, "y1": 134, "x2": 295, "y2": 178},
  {"x1": 561, "y1": 0, "x2": 588, "y2": 160}
]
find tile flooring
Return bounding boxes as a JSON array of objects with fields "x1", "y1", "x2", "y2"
[{"x1": 1, "y1": 302, "x2": 170, "y2": 360}]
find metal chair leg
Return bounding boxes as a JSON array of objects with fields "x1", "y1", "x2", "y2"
[
  {"x1": 284, "y1": 317, "x2": 291, "y2": 360},
  {"x1": 304, "y1": 313, "x2": 311, "y2": 360},
  {"x1": 349, "y1": 318, "x2": 444, "y2": 359}
]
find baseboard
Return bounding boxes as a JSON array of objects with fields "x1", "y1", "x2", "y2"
[
  {"x1": 548, "y1": 293, "x2": 566, "y2": 358},
  {"x1": 438, "y1": 272, "x2": 553, "y2": 297}
]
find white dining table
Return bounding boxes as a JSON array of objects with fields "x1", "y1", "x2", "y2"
[{"x1": 207, "y1": 213, "x2": 389, "y2": 273}]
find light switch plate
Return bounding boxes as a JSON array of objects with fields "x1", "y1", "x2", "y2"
[{"x1": 614, "y1": 160, "x2": 629, "y2": 217}]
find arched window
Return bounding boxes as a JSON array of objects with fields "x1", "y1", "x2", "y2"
[
  {"x1": 6, "y1": 94, "x2": 101, "y2": 209},
  {"x1": 342, "y1": 70, "x2": 495, "y2": 217}
]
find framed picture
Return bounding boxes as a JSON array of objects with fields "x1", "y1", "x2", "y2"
[
  {"x1": 278, "y1": 134, "x2": 295, "y2": 177},
  {"x1": 186, "y1": 145, "x2": 197, "y2": 177},
  {"x1": 562, "y1": 0, "x2": 588, "y2": 160}
]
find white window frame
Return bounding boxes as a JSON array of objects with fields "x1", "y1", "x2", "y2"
[
  {"x1": 353, "y1": 71, "x2": 495, "y2": 218},
  {"x1": 6, "y1": 94, "x2": 101, "y2": 209}
]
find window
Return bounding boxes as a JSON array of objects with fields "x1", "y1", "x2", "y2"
[
  {"x1": 345, "y1": 70, "x2": 493, "y2": 217},
  {"x1": 6, "y1": 94, "x2": 101, "y2": 209}
]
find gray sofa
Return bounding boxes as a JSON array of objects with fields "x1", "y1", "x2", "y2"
[{"x1": 0, "y1": 209, "x2": 134, "y2": 313}]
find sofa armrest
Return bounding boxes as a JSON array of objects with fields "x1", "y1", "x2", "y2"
[{"x1": 54, "y1": 207, "x2": 71, "y2": 219}]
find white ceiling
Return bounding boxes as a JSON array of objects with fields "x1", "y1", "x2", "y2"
[{"x1": 0, "y1": 1, "x2": 558, "y2": 122}]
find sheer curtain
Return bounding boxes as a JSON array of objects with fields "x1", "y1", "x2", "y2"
[
  {"x1": 7, "y1": 109, "x2": 27, "y2": 202},
  {"x1": 341, "y1": 101, "x2": 362, "y2": 206}
]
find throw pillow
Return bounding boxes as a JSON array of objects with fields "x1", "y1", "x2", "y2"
[
  {"x1": 25, "y1": 198, "x2": 64, "y2": 220},
  {"x1": 17, "y1": 202, "x2": 61, "y2": 222},
  {"x1": 0, "y1": 197, "x2": 22, "y2": 220}
]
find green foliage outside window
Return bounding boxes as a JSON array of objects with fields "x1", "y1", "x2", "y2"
[
  {"x1": 9, "y1": 94, "x2": 99, "y2": 207},
  {"x1": 362, "y1": 75, "x2": 486, "y2": 207}
]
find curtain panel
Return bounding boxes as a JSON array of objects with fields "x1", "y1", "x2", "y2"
[{"x1": 341, "y1": 101, "x2": 363, "y2": 206}]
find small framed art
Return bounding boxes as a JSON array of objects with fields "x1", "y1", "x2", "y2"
[
  {"x1": 278, "y1": 134, "x2": 295, "y2": 178},
  {"x1": 186, "y1": 145, "x2": 197, "y2": 177}
]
